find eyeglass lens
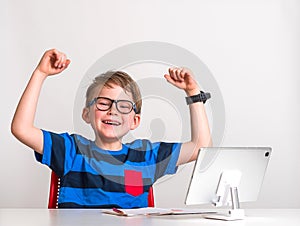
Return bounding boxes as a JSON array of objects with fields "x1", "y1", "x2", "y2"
[{"x1": 95, "y1": 97, "x2": 134, "y2": 114}]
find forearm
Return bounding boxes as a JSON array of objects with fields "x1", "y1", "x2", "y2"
[
  {"x1": 188, "y1": 100, "x2": 212, "y2": 148},
  {"x1": 177, "y1": 90, "x2": 212, "y2": 165},
  {"x1": 186, "y1": 87, "x2": 212, "y2": 144},
  {"x1": 11, "y1": 70, "x2": 47, "y2": 152}
]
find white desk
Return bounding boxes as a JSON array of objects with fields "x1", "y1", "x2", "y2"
[{"x1": 1, "y1": 209, "x2": 299, "y2": 226}]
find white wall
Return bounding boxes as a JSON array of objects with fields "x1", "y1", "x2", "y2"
[{"x1": 1, "y1": 0, "x2": 299, "y2": 208}]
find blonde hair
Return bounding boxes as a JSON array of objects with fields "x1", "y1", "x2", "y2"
[{"x1": 85, "y1": 71, "x2": 142, "y2": 114}]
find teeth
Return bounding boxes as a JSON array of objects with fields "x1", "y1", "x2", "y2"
[{"x1": 103, "y1": 120, "x2": 121, "y2": 126}]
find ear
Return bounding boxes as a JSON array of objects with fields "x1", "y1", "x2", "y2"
[
  {"x1": 130, "y1": 114, "x2": 141, "y2": 130},
  {"x1": 82, "y1": 107, "x2": 91, "y2": 124}
]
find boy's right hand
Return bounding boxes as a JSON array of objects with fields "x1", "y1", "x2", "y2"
[{"x1": 35, "y1": 49, "x2": 71, "y2": 77}]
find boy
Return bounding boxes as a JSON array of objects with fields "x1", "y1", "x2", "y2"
[{"x1": 11, "y1": 49, "x2": 212, "y2": 208}]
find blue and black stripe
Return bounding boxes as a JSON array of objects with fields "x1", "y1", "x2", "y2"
[{"x1": 35, "y1": 130, "x2": 181, "y2": 208}]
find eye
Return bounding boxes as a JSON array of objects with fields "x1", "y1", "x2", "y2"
[
  {"x1": 119, "y1": 102, "x2": 131, "y2": 109},
  {"x1": 118, "y1": 100, "x2": 133, "y2": 110},
  {"x1": 99, "y1": 101, "x2": 110, "y2": 106},
  {"x1": 97, "y1": 98, "x2": 111, "y2": 107}
]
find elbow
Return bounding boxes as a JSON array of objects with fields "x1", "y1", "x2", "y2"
[
  {"x1": 195, "y1": 136, "x2": 213, "y2": 150},
  {"x1": 11, "y1": 120, "x2": 21, "y2": 140},
  {"x1": 11, "y1": 119, "x2": 27, "y2": 142},
  {"x1": 192, "y1": 137, "x2": 213, "y2": 160},
  {"x1": 11, "y1": 120, "x2": 18, "y2": 137},
  {"x1": 11, "y1": 117, "x2": 43, "y2": 153}
]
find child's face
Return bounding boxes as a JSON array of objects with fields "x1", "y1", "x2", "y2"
[{"x1": 82, "y1": 84, "x2": 140, "y2": 146}]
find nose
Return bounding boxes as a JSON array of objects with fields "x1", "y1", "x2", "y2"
[{"x1": 107, "y1": 102, "x2": 118, "y2": 115}]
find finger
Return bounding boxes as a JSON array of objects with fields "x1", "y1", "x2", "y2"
[
  {"x1": 56, "y1": 58, "x2": 71, "y2": 72},
  {"x1": 168, "y1": 67, "x2": 176, "y2": 77},
  {"x1": 62, "y1": 59, "x2": 71, "y2": 70},
  {"x1": 51, "y1": 49, "x2": 65, "y2": 68},
  {"x1": 180, "y1": 67, "x2": 188, "y2": 76},
  {"x1": 56, "y1": 54, "x2": 68, "y2": 69},
  {"x1": 179, "y1": 68, "x2": 189, "y2": 80},
  {"x1": 169, "y1": 67, "x2": 179, "y2": 79},
  {"x1": 164, "y1": 74, "x2": 177, "y2": 86},
  {"x1": 174, "y1": 68, "x2": 185, "y2": 82},
  {"x1": 51, "y1": 49, "x2": 61, "y2": 67},
  {"x1": 58, "y1": 54, "x2": 66, "y2": 69},
  {"x1": 169, "y1": 67, "x2": 186, "y2": 82},
  {"x1": 168, "y1": 67, "x2": 177, "y2": 80},
  {"x1": 65, "y1": 59, "x2": 71, "y2": 67}
]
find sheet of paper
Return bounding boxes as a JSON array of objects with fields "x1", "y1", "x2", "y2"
[{"x1": 101, "y1": 207, "x2": 215, "y2": 217}]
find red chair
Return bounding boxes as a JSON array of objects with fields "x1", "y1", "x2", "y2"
[
  {"x1": 48, "y1": 171, "x2": 155, "y2": 208},
  {"x1": 48, "y1": 171, "x2": 60, "y2": 209}
]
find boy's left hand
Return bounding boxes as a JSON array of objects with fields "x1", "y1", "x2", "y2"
[{"x1": 164, "y1": 67, "x2": 200, "y2": 96}]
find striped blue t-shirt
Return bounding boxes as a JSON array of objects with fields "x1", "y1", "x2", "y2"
[{"x1": 35, "y1": 130, "x2": 181, "y2": 208}]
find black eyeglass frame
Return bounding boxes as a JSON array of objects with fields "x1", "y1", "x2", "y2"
[{"x1": 88, "y1": 97, "x2": 138, "y2": 114}]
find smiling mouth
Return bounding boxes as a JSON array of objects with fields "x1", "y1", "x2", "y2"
[{"x1": 102, "y1": 120, "x2": 121, "y2": 126}]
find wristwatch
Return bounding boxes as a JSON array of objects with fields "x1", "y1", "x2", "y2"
[{"x1": 185, "y1": 91, "x2": 211, "y2": 105}]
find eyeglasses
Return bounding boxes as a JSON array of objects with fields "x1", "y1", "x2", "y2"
[{"x1": 88, "y1": 97, "x2": 137, "y2": 114}]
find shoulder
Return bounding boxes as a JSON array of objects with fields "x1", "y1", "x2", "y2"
[
  {"x1": 125, "y1": 139, "x2": 181, "y2": 152},
  {"x1": 41, "y1": 130, "x2": 90, "y2": 147}
]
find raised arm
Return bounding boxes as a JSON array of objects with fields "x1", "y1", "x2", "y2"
[
  {"x1": 164, "y1": 67, "x2": 212, "y2": 166},
  {"x1": 11, "y1": 49, "x2": 71, "y2": 154}
]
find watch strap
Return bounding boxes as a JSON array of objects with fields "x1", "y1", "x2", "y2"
[{"x1": 185, "y1": 91, "x2": 211, "y2": 105}]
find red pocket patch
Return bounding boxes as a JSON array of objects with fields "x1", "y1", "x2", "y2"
[{"x1": 124, "y1": 170, "x2": 143, "y2": 196}]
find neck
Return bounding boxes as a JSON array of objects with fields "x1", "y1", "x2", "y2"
[{"x1": 94, "y1": 138, "x2": 123, "y2": 151}]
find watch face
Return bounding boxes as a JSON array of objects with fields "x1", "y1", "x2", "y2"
[{"x1": 200, "y1": 92, "x2": 206, "y2": 101}]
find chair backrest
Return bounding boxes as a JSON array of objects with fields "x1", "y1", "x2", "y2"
[
  {"x1": 48, "y1": 171, "x2": 60, "y2": 208},
  {"x1": 48, "y1": 171, "x2": 155, "y2": 208}
]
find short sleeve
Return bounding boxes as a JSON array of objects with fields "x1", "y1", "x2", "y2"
[
  {"x1": 34, "y1": 130, "x2": 77, "y2": 177},
  {"x1": 153, "y1": 142, "x2": 181, "y2": 180}
]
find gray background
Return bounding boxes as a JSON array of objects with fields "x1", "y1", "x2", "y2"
[{"x1": 1, "y1": 0, "x2": 299, "y2": 208}]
